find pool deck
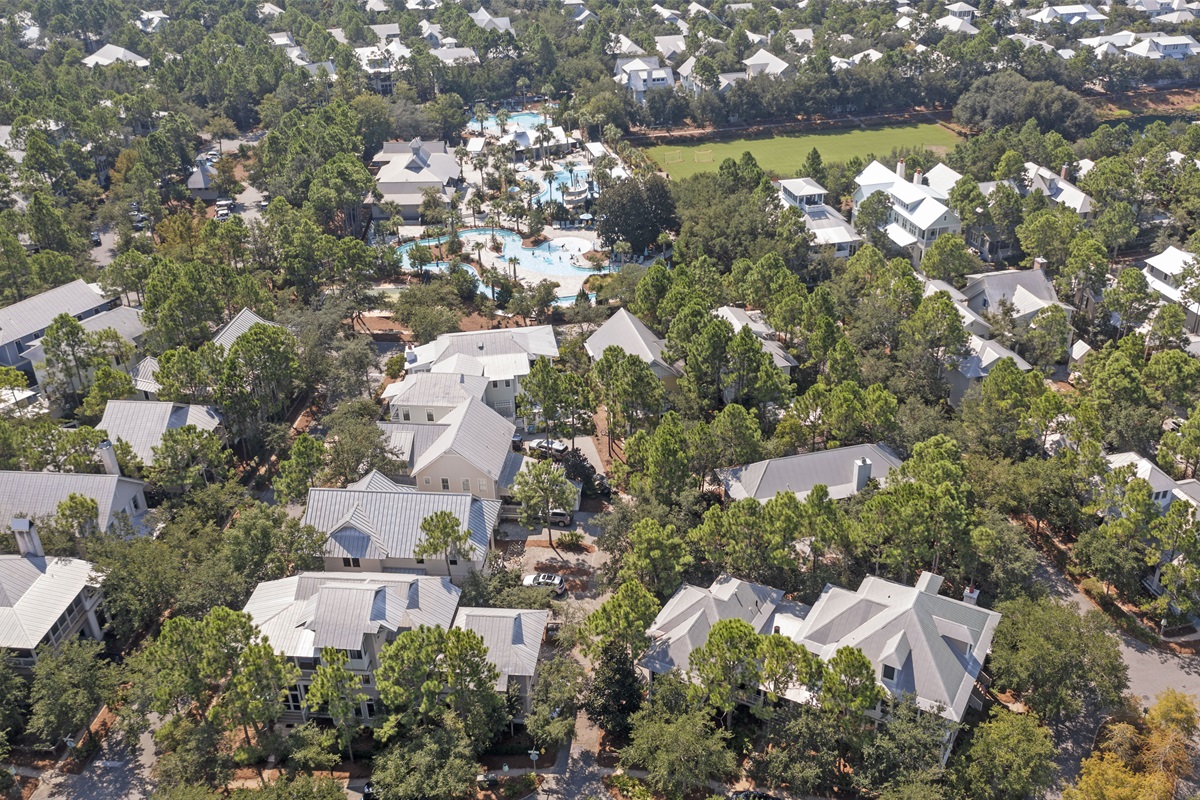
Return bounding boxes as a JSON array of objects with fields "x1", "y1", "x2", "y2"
[{"x1": 468, "y1": 227, "x2": 601, "y2": 296}]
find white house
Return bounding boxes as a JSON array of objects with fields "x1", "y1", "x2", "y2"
[
  {"x1": 370, "y1": 139, "x2": 461, "y2": 222},
  {"x1": 713, "y1": 306, "x2": 799, "y2": 376},
  {"x1": 81, "y1": 44, "x2": 150, "y2": 68},
  {"x1": 1023, "y1": 163, "x2": 1095, "y2": 220},
  {"x1": 1125, "y1": 34, "x2": 1200, "y2": 59},
  {"x1": 97, "y1": 400, "x2": 225, "y2": 465},
  {"x1": 1026, "y1": 3, "x2": 1107, "y2": 25},
  {"x1": 469, "y1": 7, "x2": 512, "y2": 32},
  {"x1": 213, "y1": 307, "x2": 280, "y2": 351},
  {"x1": 716, "y1": 443, "x2": 905, "y2": 502},
  {"x1": 743, "y1": 48, "x2": 794, "y2": 77},
  {"x1": 137, "y1": 10, "x2": 169, "y2": 33},
  {"x1": 304, "y1": 478, "x2": 499, "y2": 580},
  {"x1": 0, "y1": 521, "x2": 107, "y2": 669},
  {"x1": 0, "y1": 471, "x2": 148, "y2": 531},
  {"x1": 1144, "y1": 245, "x2": 1200, "y2": 331},
  {"x1": 962, "y1": 268, "x2": 1072, "y2": 325},
  {"x1": 776, "y1": 177, "x2": 862, "y2": 257},
  {"x1": 243, "y1": 572, "x2": 461, "y2": 723},
  {"x1": 614, "y1": 56, "x2": 676, "y2": 103},
  {"x1": 852, "y1": 159, "x2": 962, "y2": 264},
  {"x1": 382, "y1": 372, "x2": 490, "y2": 423}
]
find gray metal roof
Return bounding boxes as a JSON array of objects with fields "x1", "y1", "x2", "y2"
[
  {"x1": 0, "y1": 280, "x2": 109, "y2": 346},
  {"x1": 346, "y1": 469, "x2": 415, "y2": 493},
  {"x1": 641, "y1": 576, "x2": 784, "y2": 674},
  {"x1": 0, "y1": 471, "x2": 146, "y2": 530},
  {"x1": 453, "y1": 607, "x2": 548, "y2": 688},
  {"x1": 382, "y1": 372, "x2": 489, "y2": 408},
  {"x1": 412, "y1": 398, "x2": 516, "y2": 482},
  {"x1": 212, "y1": 307, "x2": 279, "y2": 351},
  {"x1": 304, "y1": 487, "x2": 497, "y2": 562},
  {"x1": 409, "y1": 326, "x2": 558, "y2": 378},
  {"x1": 22, "y1": 306, "x2": 146, "y2": 365},
  {"x1": 130, "y1": 356, "x2": 161, "y2": 393},
  {"x1": 0, "y1": 556, "x2": 96, "y2": 648},
  {"x1": 717, "y1": 443, "x2": 904, "y2": 502},
  {"x1": 376, "y1": 421, "x2": 448, "y2": 466},
  {"x1": 789, "y1": 575, "x2": 1000, "y2": 722},
  {"x1": 584, "y1": 309, "x2": 678, "y2": 378},
  {"x1": 97, "y1": 400, "x2": 223, "y2": 464},
  {"x1": 244, "y1": 572, "x2": 461, "y2": 658}
]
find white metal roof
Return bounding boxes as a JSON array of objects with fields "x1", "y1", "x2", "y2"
[
  {"x1": 0, "y1": 556, "x2": 97, "y2": 649},
  {"x1": 453, "y1": 607, "x2": 548, "y2": 688},
  {"x1": 0, "y1": 280, "x2": 109, "y2": 347},
  {"x1": 97, "y1": 400, "x2": 223, "y2": 464}
]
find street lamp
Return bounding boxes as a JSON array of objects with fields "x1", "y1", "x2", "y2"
[{"x1": 528, "y1": 749, "x2": 539, "y2": 776}]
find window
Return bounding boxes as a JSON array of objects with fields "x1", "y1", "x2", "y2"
[
  {"x1": 342, "y1": 557, "x2": 361, "y2": 568},
  {"x1": 402, "y1": 408, "x2": 411, "y2": 421},
  {"x1": 882, "y1": 664, "x2": 896, "y2": 681},
  {"x1": 285, "y1": 686, "x2": 304, "y2": 712},
  {"x1": 462, "y1": 479, "x2": 471, "y2": 492},
  {"x1": 132, "y1": 496, "x2": 141, "y2": 511},
  {"x1": 347, "y1": 650, "x2": 363, "y2": 661},
  {"x1": 415, "y1": 558, "x2": 425, "y2": 564},
  {"x1": 441, "y1": 478, "x2": 450, "y2": 491},
  {"x1": 361, "y1": 674, "x2": 372, "y2": 685},
  {"x1": 365, "y1": 702, "x2": 376, "y2": 719},
  {"x1": 423, "y1": 477, "x2": 431, "y2": 485},
  {"x1": 449, "y1": 558, "x2": 458, "y2": 566},
  {"x1": 504, "y1": 380, "x2": 511, "y2": 388},
  {"x1": 426, "y1": 409, "x2": 435, "y2": 422},
  {"x1": 492, "y1": 380, "x2": 498, "y2": 388},
  {"x1": 479, "y1": 479, "x2": 487, "y2": 494},
  {"x1": 296, "y1": 657, "x2": 316, "y2": 670}
]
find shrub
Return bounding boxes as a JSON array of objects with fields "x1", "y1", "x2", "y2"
[
  {"x1": 384, "y1": 355, "x2": 406, "y2": 379},
  {"x1": 558, "y1": 530, "x2": 585, "y2": 550},
  {"x1": 501, "y1": 773, "x2": 537, "y2": 799}
]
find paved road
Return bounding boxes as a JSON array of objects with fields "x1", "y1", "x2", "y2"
[
  {"x1": 91, "y1": 229, "x2": 118, "y2": 268},
  {"x1": 31, "y1": 727, "x2": 155, "y2": 800}
]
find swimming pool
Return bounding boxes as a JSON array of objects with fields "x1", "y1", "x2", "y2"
[
  {"x1": 471, "y1": 111, "x2": 547, "y2": 136},
  {"x1": 397, "y1": 228, "x2": 596, "y2": 278},
  {"x1": 533, "y1": 164, "x2": 592, "y2": 205}
]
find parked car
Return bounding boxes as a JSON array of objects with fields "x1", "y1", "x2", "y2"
[
  {"x1": 547, "y1": 508, "x2": 574, "y2": 526},
  {"x1": 593, "y1": 474, "x2": 613, "y2": 498},
  {"x1": 90, "y1": 230, "x2": 102, "y2": 247},
  {"x1": 512, "y1": 433, "x2": 524, "y2": 452},
  {"x1": 523, "y1": 573, "x2": 566, "y2": 595},
  {"x1": 529, "y1": 438, "x2": 568, "y2": 457}
]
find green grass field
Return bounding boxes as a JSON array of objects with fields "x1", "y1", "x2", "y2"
[{"x1": 645, "y1": 122, "x2": 963, "y2": 179}]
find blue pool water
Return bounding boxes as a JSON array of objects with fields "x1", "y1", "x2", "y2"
[
  {"x1": 397, "y1": 228, "x2": 596, "y2": 281},
  {"x1": 471, "y1": 111, "x2": 546, "y2": 135},
  {"x1": 533, "y1": 164, "x2": 592, "y2": 205}
]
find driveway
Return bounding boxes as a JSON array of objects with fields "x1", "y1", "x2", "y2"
[
  {"x1": 91, "y1": 229, "x2": 118, "y2": 268},
  {"x1": 31, "y1": 727, "x2": 155, "y2": 800},
  {"x1": 235, "y1": 183, "x2": 265, "y2": 225}
]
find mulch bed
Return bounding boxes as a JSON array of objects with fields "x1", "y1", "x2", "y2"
[{"x1": 527, "y1": 540, "x2": 596, "y2": 554}]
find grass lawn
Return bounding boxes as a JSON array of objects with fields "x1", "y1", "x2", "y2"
[{"x1": 645, "y1": 122, "x2": 962, "y2": 180}]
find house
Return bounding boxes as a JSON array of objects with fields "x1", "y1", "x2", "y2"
[
  {"x1": 430, "y1": 46, "x2": 480, "y2": 66},
  {"x1": 743, "y1": 48, "x2": 794, "y2": 77},
  {"x1": 355, "y1": 46, "x2": 395, "y2": 94},
  {"x1": 129, "y1": 356, "x2": 161, "y2": 400},
  {"x1": 717, "y1": 443, "x2": 904, "y2": 503},
  {"x1": 1026, "y1": 3, "x2": 1107, "y2": 25},
  {"x1": 852, "y1": 159, "x2": 962, "y2": 264},
  {"x1": 23, "y1": 305, "x2": 146, "y2": 394},
  {"x1": 187, "y1": 159, "x2": 219, "y2": 201},
  {"x1": 243, "y1": 572, "x2": 461, "y2": 723},
  {"x1": 0, "y1": 521, "x2": 106, "y2": 669},
  {"x1": 962, "y1": 268, "x2": 1072, "y2": 325},
  {"x1": 917, "y1": 276, "x2": 992, "y2": 336},
  {"x1": 1125, "y1": 34, "x2": 1200, "y2": 59},
  {"x1": 375, "y1": 397, "x2": 527, "y2": 500},
  {"x1": 268, "y1": 31, "x2": 296, "y2": 47},
  {"x1": 776, "y1": 178, "x2": 862, "y2": 257},
  {"x1": 611, "y1": 34, "x2": 647, "y2": 56},
  {"x1": 789, "y1": 28, "x2": 815, "y2": 49},
  {"x1": 137, "y1": 10, "x2": 169, "y2": 33},
  {"x1": 213, "y1": 307, "x2": 280, "y2": 351},
  {"x1": 656, "y1": 35, "x2": 689, "y2": 62},
  {"x1": 1106, "y1": 452, "x2": 1180, "y2": 512},
  {"x1": 259, "y1": 3, "x2": 284, "y2": 18},
  {"x1": 97, "y1": 400, "x2": 225, "y2": 465},
  {"x1": 469, "y1": 8, "x2": 512, "y2": 32},
  {"x1": 370, "y1": 139, "x2": 461, "y2": 222},
  {"x1": 382, "y1": 372, "x2": 490, "y2": 423},
  {"x1": 1144, "y1": 246, "x2": 1200, "y2": 331},
  {"x1": 405, "y1": 327, "x2": 559, "y2": 418},
  {"x1": 304, "y1": 479, "x2": 499, "y2": 579},
  {"x1": 948, "y1": 335, "x2": 1034, "y2": 406},
  {"x1": 614, "y1": 57, "x2": 676, "y2": 103},
  {"x1": 641, "y1": 576, "x2": 785, "y2": 675},
  {"x1": 783, "y1": 573, "x2": 1000, "y2": 753},
  {"x1": 936, "y1": 13, "x2": 979, "y2": 34},
  {"x1": 81, "y1": 44, "x2": 150, "y2": 68},
  {"x1": 713, "y1": 306, "x2": 798, "y2": 376},
  {"x1": 0, "y1": 470, "x2": 148, "y2": 531},
  {"x1": 585, "y1": 309, "x2": 679, "y2": 388},
  {"x1": 0, "y1": 280, "x2": 116, "y2": 373},
  {"x1": 1023, "y1": 163, "x2": 1094, "y2": 220},
  {"x1": 453, "y1": 607, "x2": 548, "y2": 717}
]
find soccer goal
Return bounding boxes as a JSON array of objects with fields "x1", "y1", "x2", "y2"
[
  {"x1": 693, "y1": 148, "x2": 714, "y2": 163},
  {"x1": 664, "y1": 150, "x2": 684, "y2": 164}
]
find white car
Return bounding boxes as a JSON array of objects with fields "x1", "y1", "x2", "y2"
[
  {"x1": 522, "y1": 573, "x2": 566, "y2": 595},
  {"x1": 528, "y1": 438, "x2": 568, "y2": 457}
]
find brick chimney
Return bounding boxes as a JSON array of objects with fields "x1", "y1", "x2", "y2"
[{"x1": 1060, "y1": 163, "x2": 1070, "y2": 180}]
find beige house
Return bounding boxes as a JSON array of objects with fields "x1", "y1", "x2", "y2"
[
  {"x1": 453, "y1": 607, "x2": 548, "y2": 718},
  {"x1": 382, "y1": 372, "x2": 489, "y2": 423}
]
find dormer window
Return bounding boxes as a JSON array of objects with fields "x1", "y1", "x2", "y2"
[{"x1": 882, "y1": 664, "x2": 896, "y2": 681}]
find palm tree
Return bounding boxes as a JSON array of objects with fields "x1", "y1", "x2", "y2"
[
  {"x1": 516, "y1": 77, "x2": 529, "y2": 106},
  {"x1": 657, "y1": 231, "x2": 673, "y2": 266},
  {"x1": 565, "y1": 160, "x2": 577, "y2": 188},
  {"x1": 613, "y1": 240, "x2": 632, "y2": 264},
  {"x1": 472, "y1": 240, "x2": 486, "y2": 268},
  {"x1": 541, "y1": 164, "x2": 557, "y2": 204},
  {"x1": 522, "y1": 179, "x2": 538, "y2": 212},
  {"x1": 577, "y1": 110, "x2": 593, "y2": 143},
  {"x1": 534, "y1": 123, "x2": 553, "y2": 166},
  {"x1": 468, "y1": 193, "x2": 483, "y2": 226},
  {"x1": 508, "y1": 256, "x2": 519, "y2": 281},
  {"x1": 473, "y1": 101, "x2": 488, "y2": 134},
  {"x1": 497, "y1": 107, "x2": 510, "y2": 136}
]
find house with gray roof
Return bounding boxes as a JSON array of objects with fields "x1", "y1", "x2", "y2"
[
  {"x1": 717, "y1": 443, "x2": 904, "y2": 503},
  {"x1": 304, "y1": 478, "x2": 499, "y2": 580},
  {"x1": 0, "y1": 521, "x2": 106, "y2": 670},
  {"x1": 962, "y1": 267, "x2": 1072, "y2": 326},
  {"x1": 130, "y1": 356, "x2": 161, "y2": 399},
  {"x1": 370, "y1": 139, "x2": 461, "y2": 221},
  {"x1": 713, "y1": 306, "x2": 799, "y2": 377},
  {"x1": 0, "y1": 470, "x2": 147, "y2": 532},
  {"x1": 376, "y1": 397, "x2": 526, "y2": 500},
  {"x1": 0, "y1": 280, "x2": 115, "y2": 372},
  {"x1": 948, "y1": 335, "x2": 1035, "y2": 407},
  {"x1": 1023, "y1": 163, "x2": 1094, "y2": 221},
  {"x1": 97, "y1": 400, "x2": 225, "y2": 465},
  {"x1": 243, "y1": 571, "x2": 461, "y2": 723},
  {"x1": 382, "y1": 372, "x2": 489, "y2": 423},
  {"x1": 780, "y1": 573, "x2": 1000, "y2": 757},
  {"x1": 186, "y1": 159, "x2": 219, "y2": 201},
  {"x1": 24, "y1": 304, "x2": 146, "y2": 394},
  {"x1": 406, "y1": 326, "x2": 558, "y2": 418},
  {"x1": 585, "y1": 308, "x2": 679, "y2": 388},
  {"x1": 453, "y1": 607, "x2": 548, "y2": 717},
  {"x1": 212, "y1": 307, "x2": 279, "y2": 351},
  {"x1": 641, "y1": 576, "x2": 785, "y2": 675}
]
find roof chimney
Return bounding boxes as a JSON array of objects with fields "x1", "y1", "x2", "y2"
[
  {"x1": 1060, "y1": 163, "x2": 1070, "y2": 181},
  {"x1": 916, "y1": 571, "x2": 944, "y2": 595},
  {"x1": 97, "y1": 439, "x2": 120, "y2": 476},
  {"x1": 962, "y1": 585, "x2": 980, "y2": 605},
  {"x1": 895, "y1": 158, "x2": 906, "y2": 179},
  {"x1": 912, "y1": 168, "x2": 923, "y2": 186},
  {"x1": 10, "y1": 518, "x2": 43, "y2": 558},
  {"x1": 853, "y1": 457, "x2": 872, "y2": 492},
  {"x1": 1032, "y1": 256, "x2": 1048, "y2": 271},
  {"x1": 404, "y1": 343, "x2": 417, "y2": 364}
]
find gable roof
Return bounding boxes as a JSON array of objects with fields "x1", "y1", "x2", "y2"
[
  {"x1": 382, "y1": 372, "x2": 490, "y2": 406},
  {"x1": 97, "y1": 400, "x2": 223, "y2": 464},
  {"x1": 212, "y1": 308, "x2": 278, "y2": 351},
  {"x1": 244, "y1": 572, "x2": 461, "y2": 657},
  {"x1": 22, "y1": 306, "x2": 145, "y2": 366},
  {"x1": 963, "y1": 267, "x2": 1070, "y2": 318},
  {"x1": 0, "y1": 280, "x2": 109, "y2": 348},
  {"x1": 1024, "y1": 163, "x2": 1093, "y2": 215},
  {"x1": 790, "y1": 574, "x2": 1000, "y2": 721},
  {"x1": 304, "y1": 487, "x2": 497, "y2": 562},
  {"x1": 0, "y1": 556, "x2": 97, "y2": 649},
  {"x1": 81, "y1": 43, "x2": 149, "y2": 67},
  {"x1": 585, "y1": 309, "x2": 678, "y2": 379},
  {"x1": 453, "y1": 607, "x2": 549, "y2": 688},
  {"x1": 1106, "y1": 452, "x2": 1179, "y2": 495},
  {"x1": 412, "y1": 397, "x2": 517, "y2": 482},
  {"x1": 0, "y1": 471, "x2": 145, "y2": 530},
  {"x1": 130, "y1": 356, "x2": 161, "y2": 394},
  {"x1": 410, "y1": 327, "x2": 557, "y2": 380},
  {"x1": 641, "y1": 576, "x2": 784, "y2": 674},
  {"x1": 957, "y1": 334, "x2": 1032, "y2": 379},
  {"x1": 717, "y1": 443, "x2": 904, "y2": 502}
]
